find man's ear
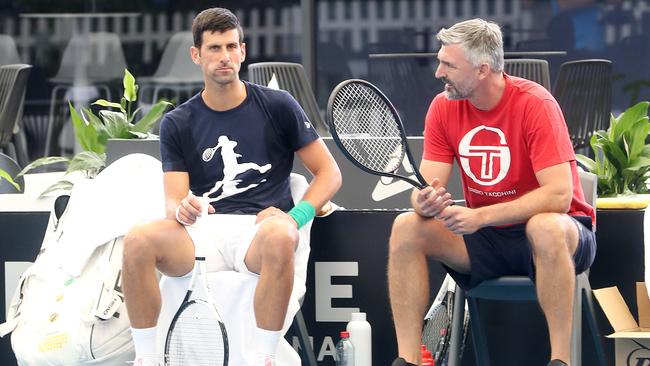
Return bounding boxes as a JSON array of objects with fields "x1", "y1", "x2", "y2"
[
  {"x1": 477, "y1": 63, "x2": 490, "y2": 80},
  {"x1": 241, "y1": 42, "x2": 246, "y2": 62},
  {"x1": 190, "y1": 46, "x2": 200, "y2": 65}
]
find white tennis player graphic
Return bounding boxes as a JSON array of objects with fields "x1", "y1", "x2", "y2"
[{"x1": 202, "y1": 136, "x2": 271, "y2": 201}]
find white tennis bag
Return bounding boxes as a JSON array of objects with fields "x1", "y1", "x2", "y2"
[
  {"x1": 0, "y1": 223, "x2": 134, "y2": 365},
  {"x1": 0, "y1": 154, "x2": 166, "y2": 365}
]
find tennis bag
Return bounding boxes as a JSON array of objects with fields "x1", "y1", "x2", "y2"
[{"x1": 0, "y1": 197, "x2": 134, "y2": 365}]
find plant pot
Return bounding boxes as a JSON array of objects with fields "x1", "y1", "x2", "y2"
[
  {"x1": 590, "y1": 207, "x2": 646, "y2": 365},
  {"x1": 105, "y1": 138, "x2": 161, "y2": 166}
]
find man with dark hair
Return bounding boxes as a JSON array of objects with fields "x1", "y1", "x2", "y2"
[
  {"x1": 388, "y1": 18, "x2": 595, "y2": 366},
  {"x1": 122, "y1": 7, "x2": 341, "y2": 366}
]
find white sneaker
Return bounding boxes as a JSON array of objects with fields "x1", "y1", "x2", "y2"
[
  {"x1": 130, "y1": 354, "x2": 162, "y2": 366},
  {"x1": 245, "y1": 354, "x2": 275, "y2": 366}
]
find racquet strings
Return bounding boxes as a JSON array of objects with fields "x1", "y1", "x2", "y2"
[
  {"x1": 421, "y1": 302, "x2": 450, "y2": 359},
  {"x1": 166, "y1": 300, "x2": 226, "y2": 366},
  {"x1": 330, "y1": 82, "x2": 406, "y2": 174}
]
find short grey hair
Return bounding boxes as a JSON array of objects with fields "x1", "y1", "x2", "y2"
[{"x1": 436, "y1": 18, "x2": 504, "y2": 72}]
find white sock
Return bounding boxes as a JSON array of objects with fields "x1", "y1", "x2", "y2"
[
  {"x1": 254, "y1": 327, "x2": 281, "y2": 358},
  {"x1": 130, "y1": 326, "x2": 157, "y2": 357}
]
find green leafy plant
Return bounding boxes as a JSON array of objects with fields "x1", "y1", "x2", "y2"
[
  {"x1": 16, "y1": 69, "x2": 173, "y2": 195},
  {"x1": 0, "y1": 168, "x2": 21, "y2": 191},
  {"x1": 576, "y1": 101, "x2": 650, "y2": 196}
]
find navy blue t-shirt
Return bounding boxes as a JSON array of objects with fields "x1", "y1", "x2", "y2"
[{"x1": 159, "y1": 81, "x2": 319, "y2": 214}]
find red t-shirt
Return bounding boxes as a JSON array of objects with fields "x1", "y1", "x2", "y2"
[{"x1": 423, "y1": 73, "x2": 595, "y2": 225}]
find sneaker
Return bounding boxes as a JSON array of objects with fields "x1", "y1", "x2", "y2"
[
  {"x1": 391, "y1": 357, "x2": 417, "y2": 366},
  {"x1": 244, "y1": 354, "x2": 275, "y2": 366},
  {"x1": 130, "y1": 355, "x2": 162, "y2": 366},
  {"x1": 547, "y1": 360, "x2": 568, "y2": 366}
]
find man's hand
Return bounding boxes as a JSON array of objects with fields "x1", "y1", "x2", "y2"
[
  {"x1": 175, "y1": 193, "x2": 216, "y2": 226},
  {"x1": 256, "y1": 206, "x2": 297, "y2": 227},
  {"x1": 436, "y1": 205, "x2": 483, "y2": 235},
  {"x1": 415, "y1": 178, "x2": 453, "y2": 218}
]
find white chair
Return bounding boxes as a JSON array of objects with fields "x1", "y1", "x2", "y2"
[
  {"x1": 45, "y1": 32, "x2": 128, "y2": 156},
  {"x1": 138, "y1": 32, "x2": 204, "y2": 106},
  {"x1": 157, "y1": 173, "x2": 315, "y2": 365},
  {"x1": 0, "y1": 35, "x2": 21, "y2": 66}
]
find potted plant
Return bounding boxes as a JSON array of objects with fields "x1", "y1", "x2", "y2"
[
  {"x1": 577, "y1": 101, "x2": 650, "y2": 350},
  {"x1": 576, "y1": 101, "x2": 650, "y2": 207},
  {"x1": 12, "y1": 69, "x2": 173, "y2": 195}
]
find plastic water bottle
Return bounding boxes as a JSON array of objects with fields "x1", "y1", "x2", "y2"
[
  {"x1": 421, "y1": 344, "x2": 434, "y2": 366},
  {"x1": 346, "y1": 312, "x2": 372, "y2": 366},
  {"x1": 335, "y1": 331, "x2": 354, "y2": 366}
]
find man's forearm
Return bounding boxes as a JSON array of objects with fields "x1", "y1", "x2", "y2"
[{"x1": 474, "y1": 185, "x2": 572, "y2": 227}]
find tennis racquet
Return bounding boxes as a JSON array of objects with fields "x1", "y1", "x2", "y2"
[
  {"x1": 164, "y1": 228, "x2": 229, "y2": 365},
  {"x1": 421, "y1": 275, "x2": 469, "y2": 365},
  {"x1": 327, "y1": 79, "x2": 429, "y2": 189}
]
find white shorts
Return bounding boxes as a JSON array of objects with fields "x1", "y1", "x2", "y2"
[{"x1": 183, "y1": 214, "x2": 310, "y2": 277}]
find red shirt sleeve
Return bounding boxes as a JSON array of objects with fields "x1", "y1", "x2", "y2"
[
  {"x1": 423, "y1": 95, "x2": 455, "y2": 163},
  {"x1": 525, "y1": 98, "x2": 576, "y2": 172}
]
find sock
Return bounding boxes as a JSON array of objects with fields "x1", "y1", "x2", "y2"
[
  {"x1": 131, "y1": 326, "x2": 157, "y2": 357},
  {"x1": 254, "y1": 327, "x2": 281, "y2": 358}
]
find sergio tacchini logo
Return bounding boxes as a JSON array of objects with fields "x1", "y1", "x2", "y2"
[{"x1": 459, "y1": 125, "x2": 510, "y2": 186}]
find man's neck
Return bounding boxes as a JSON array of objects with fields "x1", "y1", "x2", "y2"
[
  {"x1": 202, "y1": 80, "x2": 247, "y2": 111},
  {"x1": 469, "y1": 72, "x2": 506, "y2": 111}
]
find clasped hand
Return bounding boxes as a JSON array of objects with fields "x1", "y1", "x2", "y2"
[{"x1": 416, "y1": 179, "x2": 482, "y2": 235}]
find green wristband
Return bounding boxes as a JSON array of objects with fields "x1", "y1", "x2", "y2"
[{"x1": 288, "y1": 200, "x2": 316, "y2": 229}]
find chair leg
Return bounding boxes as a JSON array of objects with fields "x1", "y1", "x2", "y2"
[
  {"x1": 571, "y1": 275, "x2": 582, "y2": 366},
  {"x1": 291, "y1": 308, "x2": 317, "y2": 366},
  {"x1": 12, "y1": 130, "x2": 29, "y2": 168},
  {"x1": 448, "y1": 287, "x2": 465, "y2": 366},
  {"x1": 45, "y1": 85, "x2": 67, "y2": 157},
  {"x1": 467, "y1": 297, "x2": 490, "y2": 366},
  {"x1": 579, "y1": 275, "x2": 608, "y2": 366}
]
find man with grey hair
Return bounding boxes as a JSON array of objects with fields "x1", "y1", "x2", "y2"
[{"x1": 388, "y1": 18, "x2": 595, "y2": 366}]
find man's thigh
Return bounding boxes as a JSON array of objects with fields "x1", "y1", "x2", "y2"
[{"x1": 135, "y1": 218, "x2": 195, "y2": 277}]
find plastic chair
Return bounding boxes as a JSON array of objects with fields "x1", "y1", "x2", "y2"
[
  {"x1": 448, "y1": 170, "x2": 606, "y2": 366},
  {"x1": 0, "y1": 152, "x2": 24, "y2": 194},
  {"x1": 138, "y1": 32, "x2": 204, "y2": 105},
  {"x1": 158, "y1": 173, "x2": 317, "y2": 365},
  {"x1": 0, "y1": 64, "x2": 32, "y2": 166},
  {"x1": 0, "y1": 35, "x2": 21, "y2": 65},
  {"x1": 45, "y1": 32, "x2": 128, "y2": 157},
  {"x1": 367, "y1": 42, "x2": 439, "y2": 136},
  {"x1": 248, "y1": 62, "x2": 329, "y2": 136},
  {"x1": 552, "y1": 59, "x2": 613, "y2": 151},
  {"x1": 504, "y1": 59, "x2": 551, "y2": 91}
]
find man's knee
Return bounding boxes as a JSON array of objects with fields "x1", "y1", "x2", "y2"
[
  {"x1": 258, "y1": 219, "x2": 298, "y2": 269},
  {"x1": 526, "y1": 213, "x2": 572, "y2": 258},
  {"x1": 123, "y1": 222, "x2": 163, "y2": 265},
  {"x1": 389, "y1": 212, "x2": 445, "y2": 256}
]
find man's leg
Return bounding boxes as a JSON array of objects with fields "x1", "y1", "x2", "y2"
[
  {"x1": 526, "y1": 213, "x2": 580, "y2": 365},
  {"x1": 388, "y1": 212, "x2": 469, "y2": 365},
  {"x1": 244, "y1": 217, "x2": 300, "y2": 363},
  {"x1": 122, "y1": 219, "x2": 196, "y2": 362}
]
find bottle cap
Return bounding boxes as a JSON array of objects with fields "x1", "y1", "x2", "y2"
[
  {"x1": 350, "y1": 312, "x2": 366, "y2": 321},
  {"x1": 340, "y1": 330, "x2": 350, "y2": 338}
]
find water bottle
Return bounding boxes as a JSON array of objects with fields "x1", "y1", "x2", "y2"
[
  {"x1": 346, "y1": 312, "x2": 372, "y2": 366},
  {"x1": 421, "y1": 345, "x2": 434, "y2": 366},
  {"x1": 335, "y1": 331, "x2": 354, "y2": 366}
]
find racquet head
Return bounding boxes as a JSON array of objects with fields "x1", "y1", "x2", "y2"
[
  {"x1": 165, "y1": 299, "x2": 228, "y2": 366},
  {"x1": 327, "y1": 79, "x2": 427, "y2": 188},
  {"x1": 421, "y1": 302, "x2": 450, "y2": 357}
]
